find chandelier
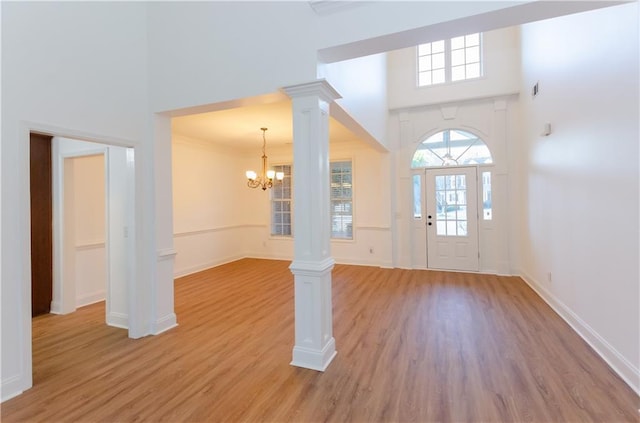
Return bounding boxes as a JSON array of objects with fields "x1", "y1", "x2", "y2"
[{"x1": 245, "y1": 127, "x2": 284, "y2": 190}]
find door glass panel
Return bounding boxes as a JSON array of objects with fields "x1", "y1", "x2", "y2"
[
  {"x1": 436, "y1": 190, "x2": 446, "y2": 214},
  {"x1": 446, "y1": 175, "x2": 455, "y2": 189},
  {"x1": 437, "y1": 221, "x2": 446, "y2": 235},
  {"x1": 458, "y1": 221, "x2": 468, "y2": 236},
  {"x1": 482, "y1": 171, "x2": 492, "y2": 220},
  {"x1": 458, "y1": 205, "x2": 467, "y2": 220},
  {"x1": 413, "y1": 174, "x2": 422, "y2": 219},
  {"x1": 434, "y1": 173, "x2": 468, "y2": 237},
  {"x1": 457, "y1": 190, "x2": 466, "y2": 205}
]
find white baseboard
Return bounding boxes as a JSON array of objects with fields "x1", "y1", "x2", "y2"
[
  {"x1": 1, "y1": 374, "x2": 25, "y2": 402},
  {"x1": 76, "y1": 290, "x2": 106, "y2": 308},
  {"x1": 153, "y1": 313, "x2": 178, "y2": 335},
  {"x1": 174, "y1": 253, "x2": 398, "y2": 277},
  {"x1": 106, "y1": 312, "x2": 128, "y2": 329},
  {"x1": 520, "y1": 270, "x2": 640, "y2": 395},
  {"x1": 50, "y1": 300, "x2": 62, "y2": 315},
  {"x1": 174, "y1": 254, "x2": 245, "y2": 278}
]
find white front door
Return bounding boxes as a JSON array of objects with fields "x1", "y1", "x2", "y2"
[{"x1": 425, "y1": 167, "x2": 479, "y2": 271}]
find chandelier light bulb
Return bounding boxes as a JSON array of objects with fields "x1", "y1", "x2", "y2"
[{"x1": 246, "y1": 128, "x2": 283, "y2": 190}]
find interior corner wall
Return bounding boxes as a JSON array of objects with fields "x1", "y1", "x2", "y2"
[
  {"x1": 320, "y1": 54, "x2": 389, "y2": 149},
  {"x1": 72, "y1": 155, "x2": 107, "y2": 307},
  {"x1": 172, "y1": 136, "x2": 252, "y2": 277},
  {"x1": 518, "y1": 3, "x2": 639, "y2": 392}
]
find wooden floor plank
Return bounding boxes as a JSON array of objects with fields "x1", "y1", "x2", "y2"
[{"x1": 2, "y1": 259, "x2": 638, "y2": 422}]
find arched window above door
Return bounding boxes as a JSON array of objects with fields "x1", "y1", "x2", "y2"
[{"x1": 411, "y1": 129, "x2": 493, "y2": 168}]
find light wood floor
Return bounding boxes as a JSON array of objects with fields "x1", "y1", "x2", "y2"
[{"x1": 3, "y1": 259, "x2": 638, "y2": 422}]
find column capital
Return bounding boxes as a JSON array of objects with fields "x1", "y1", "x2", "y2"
[{"x1": 282, "y1": 79, "x2": 342, "y2": 103}]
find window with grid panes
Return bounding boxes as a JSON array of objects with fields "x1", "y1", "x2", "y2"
[
  {"x1": 271, "y1": 164, "x2": 292, "y2": 236},
  {"x1": 418, "y1": 33, "x2": 482, "y2": 86},
  {"x1": 330, "y1": 161, "x2": 353, "y2": 239}
]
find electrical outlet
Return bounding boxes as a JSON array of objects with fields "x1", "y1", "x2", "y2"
[
  {"x1": 547, "y1": 272, "x2": 552, "y2": 284},
  {"x1": 369, "y1": 247, "x2": 374, "y2": 254}
]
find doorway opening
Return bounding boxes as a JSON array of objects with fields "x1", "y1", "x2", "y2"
[
  {"x1": 29, "y1": 133, "x2": 136, "y2": 387},
  {"x1": 410, "y1": 129, "x2": 493, "y2": 272},
  {"x1": 49, "y1": 136, "x2": 133, "y2": 327}
]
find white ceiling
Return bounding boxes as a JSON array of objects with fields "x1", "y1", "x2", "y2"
[{"x1": 171, "y1": 99, "x2": 360, "y2": 149}]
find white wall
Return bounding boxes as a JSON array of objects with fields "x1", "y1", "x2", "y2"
[
  {"x1": 1, "y1": 2, "x2": 151, "y2": 400},
  {"x1": 320, "y1": 54, "x2": 389, "y2": 150},
  {"x1": 518, "y1": 3, "x2": 639, "y2": 392},
  {"x1": 147, "y1": 2, "x2": 318, "y2": 113},
  {"x1": 73, "y1": 155, "x2": 106, "y2": 307},
  {"x1": 172, "y1": 135, "x2": 250, "y2": 276}
]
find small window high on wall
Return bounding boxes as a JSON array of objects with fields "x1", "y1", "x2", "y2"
[
  {"x1": 411, "y1": 129, "x2": 492, "y2": 168},
  {"x1": 417, "y1": 33, "x2": 482, "y2": 86}
]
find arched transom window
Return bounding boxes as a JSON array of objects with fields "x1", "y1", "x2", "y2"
[{"x1": 411, "y1": 129, "x2": 493, "y2": 168}]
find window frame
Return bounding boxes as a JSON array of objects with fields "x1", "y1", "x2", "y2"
[
  {"x1": 270, "y1": 164, "x2": 293, "y2": 237},
  {"x1": 330, "y1": 159, "x2": 354, "y2": 240},
  {"x1": 417, "y1": 33, "x2": 483, "y2": 87}
]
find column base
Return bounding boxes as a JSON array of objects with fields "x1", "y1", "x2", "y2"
[{"x1": 291, "y1": 337, "x2": 337, "y2": 371}]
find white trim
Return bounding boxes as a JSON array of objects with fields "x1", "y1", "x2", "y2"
[
  {"x1": 24, "y1": 121, "x2": 136, "y2": 149},
  {"x1": 173, "y1": 224, "x2": 265, "y2": 238},
  {"x1": 333, "y1": 257, "x2": 393, "y2": 268},
  {"x1": 354, "y1": 226, "x2": 391, "y2": 231},
  {"x1": 291, "y1": 338, "x2": 337, "y2": 372},
  {"x1": 76, "y1": 290, "x2": 106, "y2": 308},
  {"x1": 289, "y1": 257, "x2": 335, "y2": 274},
  {"x1": 49, "y1": 300, "x2": 63, "y2": 315},
  {"x1": 520, "y1": 270, "x2": 640, "y2": 395},
  {"x1": 282, "y1": 79, "x2": 342, "y2": 103},
  {"x1": 1, "y1": 375, "x2": 24, "y2": 402},
  {"x1": 152, "y1": 313, "x2": 178, "y2": 335},
  {"x1": 389, "y1": 91, "x2": 520, "y2": 112},
  {"x1": 174, "y1": 254, "x2": 246, "y2": 278},
  {"x1": 76, "y1": 241, "x2": 105, "y2": 251},
  {"x1": 106, "y1": 312, "x2": 129, "y2": 329},
  {"x1": 157, "y1": 248, "x2": 177, "y2": 260}
]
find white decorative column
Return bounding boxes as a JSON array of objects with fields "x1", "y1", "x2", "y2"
[{"x1": 283, "y1": 80, "x2": 341, "y2": 371}]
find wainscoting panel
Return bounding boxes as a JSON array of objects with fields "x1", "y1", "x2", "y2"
[
  {"x1": 173, "y1": 225, "x2": 250, "y2": 277},
  {"x1": 75, "y1": 242, "x2": 106, "y2": 307}
]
